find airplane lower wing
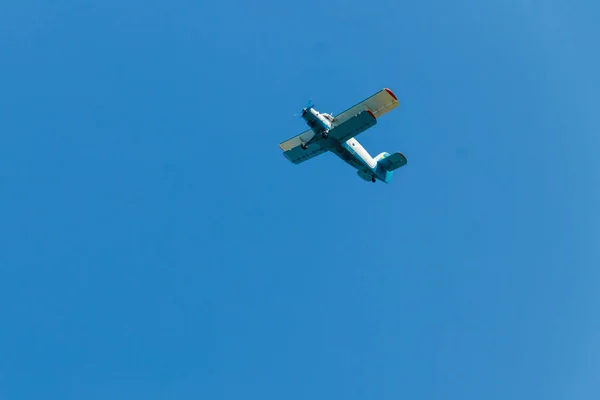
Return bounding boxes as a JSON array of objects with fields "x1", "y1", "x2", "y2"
[{"x1": 279, "y1": 129, "x2": 327, "y2": 164}]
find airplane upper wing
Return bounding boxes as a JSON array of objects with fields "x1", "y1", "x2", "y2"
[
  {"x1": 278, "y1": 88, "x2": 399, "y2": 164},
  {"x1": 328, "y1": 109, "x2": 377, "y2": 142},
  {"x1": 279, "y1": 129, "x2": 327, "y2": 164},
  {"x1": 332, "y1": 88, "x2": 399, "y2": 126}
]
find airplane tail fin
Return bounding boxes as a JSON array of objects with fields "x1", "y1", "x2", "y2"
[
  {"x1": 374, "y1": 152, "x2": 407, "y2": 183},
  {"x1": 378, "y1": 152, "x2": 407, "y2": 171}
]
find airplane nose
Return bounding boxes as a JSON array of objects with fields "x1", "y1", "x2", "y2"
[{"x1": 301, "y1": 108, "x2": 307, "y2": 116}]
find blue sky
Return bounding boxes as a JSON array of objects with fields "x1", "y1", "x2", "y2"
[{"x1": 1, "y1": 0, "x2": 599, "y2": 398}]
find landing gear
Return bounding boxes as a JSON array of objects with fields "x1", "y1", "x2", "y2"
[
  {"x1": 371, "y1": 177, "x2": 376, "y2": 183},
  {"x1": 302, "y1": 131, "x2": 326, "y2": 150}
]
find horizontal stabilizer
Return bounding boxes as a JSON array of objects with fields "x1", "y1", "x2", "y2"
[
  {"x1": 378, "y1": 152, "x2": 407, "y2": 171},
  {"x1": 357, "y1": 170, "x2": 373, "y2": 182}
]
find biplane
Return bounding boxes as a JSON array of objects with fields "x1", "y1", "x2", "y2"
[{"x1": 278, "y1": 88, "x2": 407, "y2": 183}]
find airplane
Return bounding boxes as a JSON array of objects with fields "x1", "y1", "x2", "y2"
[{"x1": 278, "y1": 88, "x2": 407, "y2": 183}]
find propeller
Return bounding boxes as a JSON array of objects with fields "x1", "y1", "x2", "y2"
[
  {"x1": 301, "y1": 98, "x2": 314, "y2": 117},
  {"x1": 294, "y1": 98, "x2": 314, "y2": 117}
]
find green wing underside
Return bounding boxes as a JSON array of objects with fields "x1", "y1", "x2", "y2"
[{"x1": 331, "y1": 110, "x2": 377, "y2": 142}]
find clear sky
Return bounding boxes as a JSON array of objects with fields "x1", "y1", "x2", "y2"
[{"x1": 1, "y1": 1, "x2": 599, "y2": 399}]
